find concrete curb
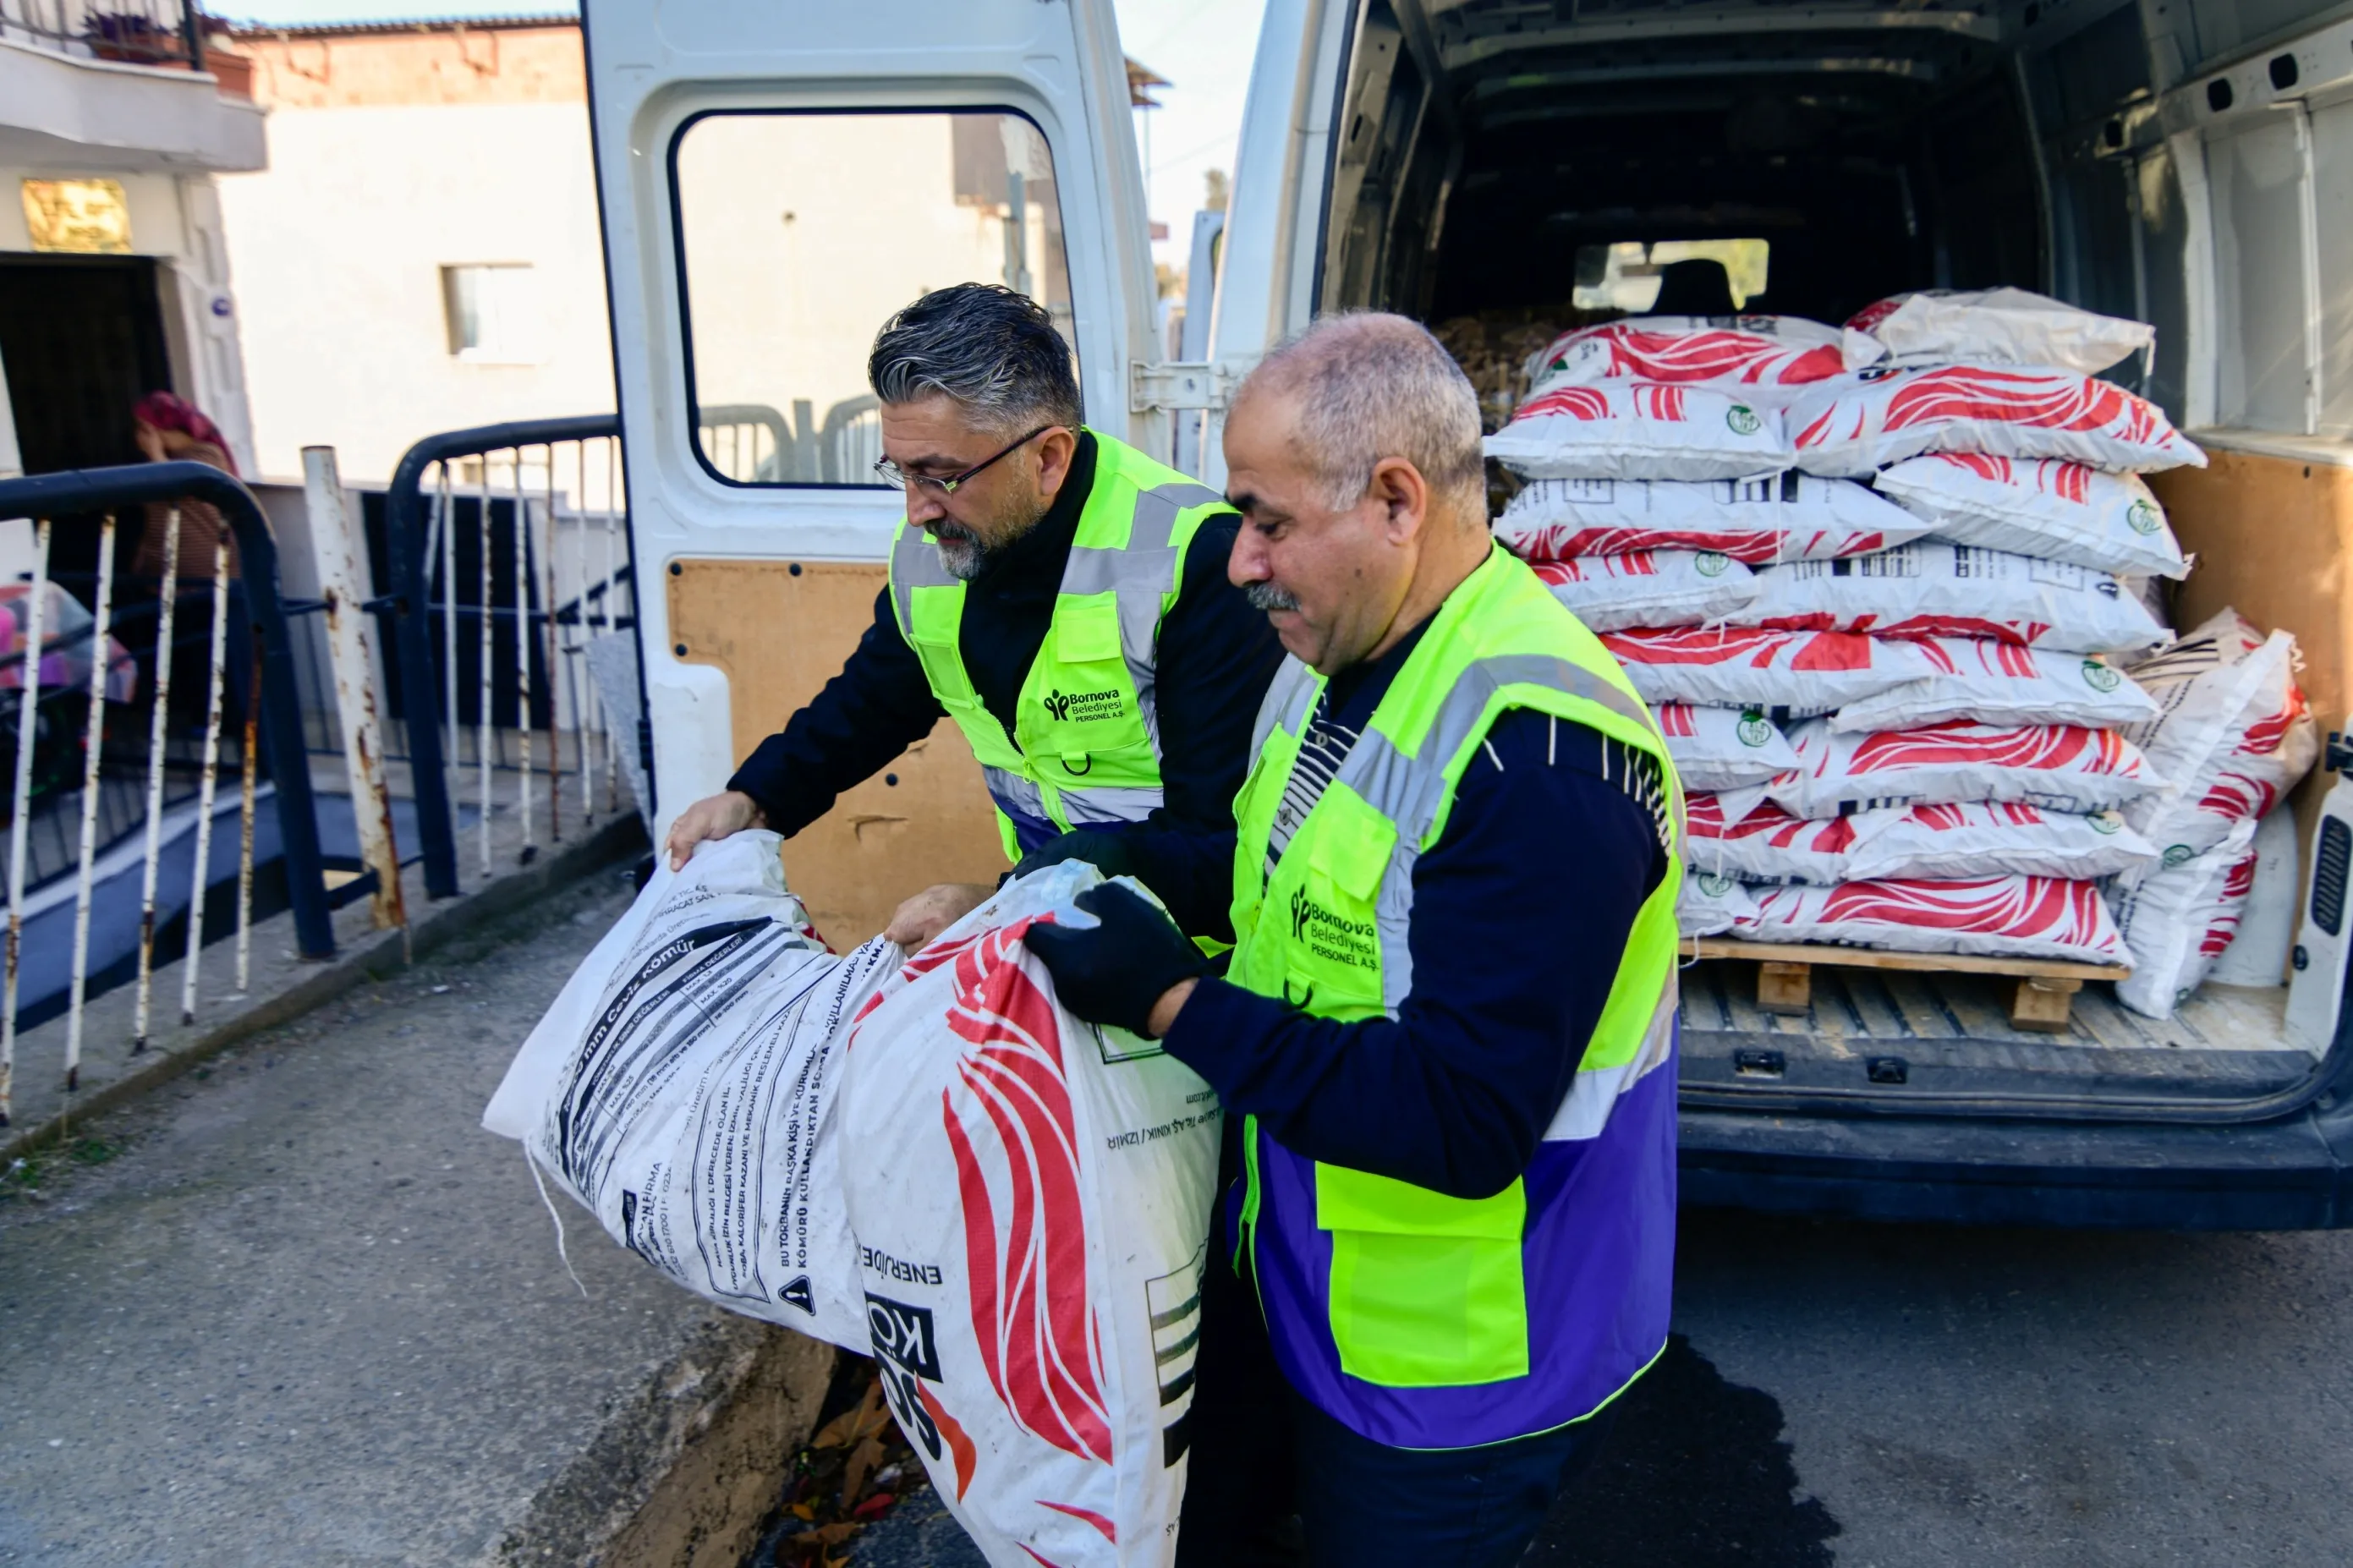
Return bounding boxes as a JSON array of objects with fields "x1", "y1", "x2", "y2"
[
  {"x1": 0, "y1": 809, "x2": 650, "y2": 1165},
  {"x1": 489, "y1": 1319, "x2": 841, "y2": 1568}
]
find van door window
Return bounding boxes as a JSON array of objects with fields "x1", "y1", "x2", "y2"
[
  {"x1": 2309, "y1": 99, "x2": 2353, "y2": 438},
  {"x1": 672, "y1": 110, "x2": 1077, "y2": 486},
  {"x1": 2208, "y1": 112, "x2": 2314, "y2": 435},
  {"x1": 1572, "y1": 240, "x2": 1771, "y2": 313}
]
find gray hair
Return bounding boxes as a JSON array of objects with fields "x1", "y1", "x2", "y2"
[
  {"x1": 1240, "y1": 312, "x2": 1486, "y2": 519},
  {"x1": 868, "y1": 282, "x2": 1083, "y2": 435}
]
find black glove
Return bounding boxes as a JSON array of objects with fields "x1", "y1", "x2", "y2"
[
  {"x1": 1014, "y1": 828, "x2": 1138, "y2": 883},
  {"x1": 1022, "y1": 883, "x2": 1208, "y2": 1038}
]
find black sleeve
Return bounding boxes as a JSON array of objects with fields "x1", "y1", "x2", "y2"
[
  {"x1": 1113, "y1": 515, "x2": 1286, "y2": 939},
  {"x1": 1158, "y1": 710, "x2": 1666, "y2": 1199},
  {"x1": 725, "y1": 585, "x2": 946, "y2": 838}
]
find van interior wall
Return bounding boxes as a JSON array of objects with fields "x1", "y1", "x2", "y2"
[
  {"x1": 666, "y1": 559, "x2": 1006, "y2": 944},
  {"x1": 1333, "y1": 59, "x2": 2045, "y2": 325},
  {"x1": 2149, "y1": 452, "x2": 2351, "y2": 958}
]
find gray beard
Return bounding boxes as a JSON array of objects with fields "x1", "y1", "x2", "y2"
[
  {"x1": 929, "y1": 524, "x2": 993, "y2": 582},
  {"x1": 1244, "y1": 580, "x2": 1301, "y2": 612}
]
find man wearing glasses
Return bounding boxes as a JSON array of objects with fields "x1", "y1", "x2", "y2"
[{"x1": 663, "y1": 282, "x2": 1284, "y2": 946}]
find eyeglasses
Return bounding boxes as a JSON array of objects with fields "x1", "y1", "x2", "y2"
[{"x1": 874, "y1": 425, "x2": 1056, "y2": 494}]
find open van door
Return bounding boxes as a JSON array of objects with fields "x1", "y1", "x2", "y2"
[
  {"x1": 1198, "y1": 0, "x2": 1352, "y2": 486},
  {"x1": 584, "y1": 0, "x2": 1164, "y2": 940}
]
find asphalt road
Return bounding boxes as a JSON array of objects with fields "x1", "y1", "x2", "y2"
[{"x1": 850, "y1": 1209, "x2": 2353, "y2": 1567}]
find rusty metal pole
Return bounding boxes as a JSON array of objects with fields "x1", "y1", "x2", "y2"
[
  {"x1": 0, "y1": 520, "x2": 51, "y2": 1124},
  {"x1": 304, "y1": 447, "x2": 405, "y2": 935},
  {"x1": 131, "y1": 507, "x2": 181, "y2": 1052},
  {"x1": 180, "y1": 538, "x2": 230, "y2": 1024},
  {"x1": 63, "y1": 517, "x2": 118, "y2": 1093}
]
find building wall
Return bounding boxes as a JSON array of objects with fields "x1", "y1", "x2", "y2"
[
  {"x1": 216, "y1": 21, "x2": 1073, "y2": 487},
  {"x1": 217, "y1": 25, "x2": 612, "y2": 485}
]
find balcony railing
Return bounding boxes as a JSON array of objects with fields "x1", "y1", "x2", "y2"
[{"x1": 2, "y1": 0, "x2": 206, "y2": 70}]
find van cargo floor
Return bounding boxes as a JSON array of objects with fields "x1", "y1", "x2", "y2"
[{"x1": 1678, "y1": 961, "x2": 2317, "y2": 1103}]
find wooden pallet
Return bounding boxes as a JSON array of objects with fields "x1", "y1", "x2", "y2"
[{"x1": 1679, "y1": 938, "x2": 2134, "y2": 1033}]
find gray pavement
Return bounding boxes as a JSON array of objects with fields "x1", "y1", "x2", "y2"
[
  {"x1": 0, "y1": 862, "x2": 795, "y2": 1568},
  {"x1": 843, "y1": 1209, "x2": 2353, "y2": 1567}
]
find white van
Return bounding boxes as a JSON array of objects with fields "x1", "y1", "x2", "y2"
[{"x1": 584, "y1": 0, "x2": 2353, "y2": 1226}]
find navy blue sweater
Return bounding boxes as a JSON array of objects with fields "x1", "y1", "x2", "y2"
[
  {"x1": 1164, "y1": 622, "x2": 1670, "y2": 1202},
  {"x1": 727, "y1": 434, "x2": 1285, "y2": 939}
]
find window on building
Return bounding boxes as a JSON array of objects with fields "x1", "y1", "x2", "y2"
[
  {"x1": 442, "y1": 264, "x2": 540, "y2": 364},
  {"x1": 671, "y1": 109, "x2": 1077, "y2": 486}
]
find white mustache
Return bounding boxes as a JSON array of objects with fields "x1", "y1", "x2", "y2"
[{"x1": 1245, "y1": 581, "x2": 1301, "y2": 612}]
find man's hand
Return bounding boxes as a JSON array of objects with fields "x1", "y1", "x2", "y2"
[
  {"x1": 664, "y1": 789, "x2": 765, "y2": 871},
  {"x1": 1022, "y1": 883, "x2": 1208, "y2": 1038},
  {"x1": 883, "y1": 882, "x2": 996, "y2": 948},
  {"x1": 1013, "y1": 828, "x2": 1138, "y2": 882}
]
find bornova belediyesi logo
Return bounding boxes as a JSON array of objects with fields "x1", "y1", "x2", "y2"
[
  {"x1": 1289, "y1": 885, "x2": 1376, "y2": 947},
  {"x1": 1042, "y1": 686, "x2": 1125, "y2": 723}
]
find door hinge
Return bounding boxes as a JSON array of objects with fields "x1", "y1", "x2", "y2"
[{"x1": 1129, "y1": 360, "x2": 1232, "y2": 414}]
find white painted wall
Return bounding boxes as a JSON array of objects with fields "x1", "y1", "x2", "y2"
[{"x1": 216, "y1": 100, "x2": 616, "y2": 485}]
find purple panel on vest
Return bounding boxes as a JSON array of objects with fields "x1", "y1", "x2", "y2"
[
  {"x1": 1248, "y1": 1047, "x2": 1678, "y2": 1450},
  {"x1": 989, "y1": 790, "x2": 1061, "y2": 856}
]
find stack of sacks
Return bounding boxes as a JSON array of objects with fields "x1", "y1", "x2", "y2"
[
  {"x1": 2101, "y1": 610, "x2": 2318, "y2": 1017},
  {"x1": 1486, "y1": 295, "x2": 2204, "y2": 966},
  {"x1": 1484, "y1": 314, "x2": 1911, "y2": 943}
]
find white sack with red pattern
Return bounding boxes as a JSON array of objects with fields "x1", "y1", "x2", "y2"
[
  {"x1": 1600, "y1": 627, "x2": 1939, "y2": 721},
  {"x1": 2109, "y1": 816, "x2": 2262, "y2": 1019},
  {"x1": 1846, "y1": 288, "x2": 2155, "y2": 376},
  {"x1": 1484, "y1": 381, "x2": 1791, "y2": 480},
  {"x1": 1874, "y1": 453, "x2": 2189, "y2": 578},
  {"x1": 1731, "y1": 544, "x2": 2168, "y2": 651},
  {"x1": 1678, "y1": 870, "x2": 1761, "y2": 937},
  {"x1": 1828, "y1": 638, "x2": 2160, "y2": 733},
  {"x1": 483, "y1": 830, "x2": 894, "y2": 1353},
  {"x1": 1767, "y1": 718, "x2": 2157, "y2": 820},
  {"x1": 1842, "y1": 802, "x2": 2160, "y2": 883},
  {"x1": 1785, "y1": 363, "x2": 2206, "y2": 477},
  {"x1": 1748, "y1": 875, "x2": 2130, "y2": 964},
  {"x1": 1532, "y1": 552, "x2": 1759, "y2": 633},
  {"x1": 1495, "y1": 472, "x2": 1930, "y2": 565},
  {"x1": 1684, "y1": 793, "x2": 1852, "y2": 885},
  {"x1": 2118, "y1": 610, "x2": 2318, "y2": 874},
  {"x1": 1658, "y1": 704, "x2": 1802, "y2": 791},
  {"x1": 838, "y1": 863, "x2": 1218, "y2": 1568},
  {"x1": 1526, "y1": 315, "x2": 1884, "y2": 406}
]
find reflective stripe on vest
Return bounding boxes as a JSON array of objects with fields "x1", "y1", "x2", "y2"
[
  {"x1": 1226, "y1": 545, "x2": 1685, "y2": 1450},
  {"x1": 886, "y1": 431, "x2": 1224, "y2": 858}
]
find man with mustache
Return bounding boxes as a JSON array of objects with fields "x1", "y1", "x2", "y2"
[
  {"x1": 664, "y1": 283, "x2": 1283, "y2": 943},
  {"x1": 1025, "y1": 314, "x2": 1684, "y2": 1566}
]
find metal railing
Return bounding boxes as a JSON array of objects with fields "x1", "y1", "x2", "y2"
[
  {"x1": 696, "y1": 397, "x2": 883, "y2": 485},
  {"x1": 0, "y1": 461, "x2": 335, "y2": 1121},
  {"x1": 382, "y1": 417, "x2": 637, "y2": 902},
  {"x1": 2, "y1": 0, "x2": 205, "y2": 69}
]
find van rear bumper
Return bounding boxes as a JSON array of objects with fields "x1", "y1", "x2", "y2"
[{"x1": 1677, "y1": 1100, "x2": 2353, "y2": 1229}]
